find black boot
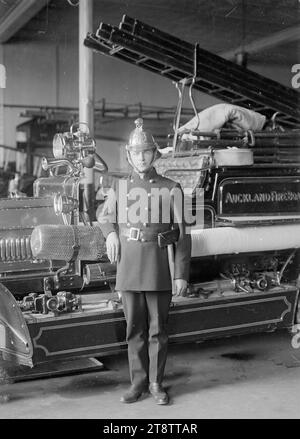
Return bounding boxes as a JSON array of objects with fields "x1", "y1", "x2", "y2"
[
  {"x1": 149, "y1": 383, "x2": 169, "y2": 405},
  {"x1": 120, "y1": 385, "x2": 146, "y2": 404}
]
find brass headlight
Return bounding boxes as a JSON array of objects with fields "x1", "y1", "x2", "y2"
[
  {"x1": 53, "y1": 133, "x2": 66, "y2": 159},
  {"x1": 54, "y1": 193, "x2": 78, "y2": 216}
]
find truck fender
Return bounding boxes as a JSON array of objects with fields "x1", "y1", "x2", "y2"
[{"x1": 0, "y1": 283, "x2": 33, "y2": 367}]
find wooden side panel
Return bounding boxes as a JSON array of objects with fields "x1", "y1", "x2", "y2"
[{"x1": 27, "y1": 286, "x2": 298, "y2": 364}]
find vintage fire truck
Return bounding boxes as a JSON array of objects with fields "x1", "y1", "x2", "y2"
[{"x1": 0, "y1": 16, "x2": 300, "y2": 369}]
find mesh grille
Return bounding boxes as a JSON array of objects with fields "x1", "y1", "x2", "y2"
[{"x1": 31, "y1": 224, "x2": 106, "y2": 261}]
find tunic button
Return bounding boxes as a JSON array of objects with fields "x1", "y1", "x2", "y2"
[
  {"x1": 126, "y1": 207, "x2": 129, "y2": 210},
  {"x1": 145, "y1": 207, "x2": 148, "y2": 210},
  {"x1": 127, "y1": 223, "x2": 130, "y2": 227},
  {"x1": 147, "y1": 193, "x2": 151, "y2": 197},
  {"x1": 149, "y1": 179, "x2": 153, "y2": 183},
  {"x1": 141, "y1": 238, "x2": 145, "y2": 242},
  {"x1": 143, "y1": 223, "x2": 147, "y2": 227}
]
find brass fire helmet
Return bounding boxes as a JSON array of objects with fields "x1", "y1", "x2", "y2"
[{"x1": 126, "y1": 118, "x2": 161, "y2": 169}]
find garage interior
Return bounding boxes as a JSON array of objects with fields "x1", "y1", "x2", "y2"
[
  {"x1": 0, "y1": 0, "x2": 300, "y2": 420},
  {"x1": 1, "y1": 0, "x2": 299, "y2": 177}
]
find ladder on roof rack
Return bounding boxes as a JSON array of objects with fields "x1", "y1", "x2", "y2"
[{"x1": 84, "y1": 15, "x2": 300, "y2": 129}]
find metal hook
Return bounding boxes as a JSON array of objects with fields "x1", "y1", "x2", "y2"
[
  {"x1": 246, "y1": 130, "x2": 255, "y2": 146},
  {"x1": 172, "y1": 78, "x2": 187, "y2": 155},
  {"x1": 188, "y1": 43, "x2": 200, "y2": 131},
  {"x1": 171, "y1": 44, "x2": 200, "y2": 154},
  {"x1": 67, "y1": 0, "x2": 79, "y2": 6},
  {"x1": 271, "y1": 112, "x2": 285, "y2": 132}
]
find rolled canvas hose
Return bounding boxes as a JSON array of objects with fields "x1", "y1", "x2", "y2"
[{"x1": 191, "y1": 224, "x2": 300, "y2": 257}]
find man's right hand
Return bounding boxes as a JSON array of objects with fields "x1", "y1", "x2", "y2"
[{"x1": 106, "y1": 231, "x2": 120, "y2": 264}]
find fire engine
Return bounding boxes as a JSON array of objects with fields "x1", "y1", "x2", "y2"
[{"x1": 0, "y1": 16, "x2": 299, "y2": 369}]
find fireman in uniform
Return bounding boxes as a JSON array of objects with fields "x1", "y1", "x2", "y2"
[{"x1": 97, "y1": 118, "x2": 191, "y2": 405}]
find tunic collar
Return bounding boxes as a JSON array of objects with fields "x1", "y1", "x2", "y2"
[{"x1": 129, "y1": 167, "x2": 158, "y2": 183}]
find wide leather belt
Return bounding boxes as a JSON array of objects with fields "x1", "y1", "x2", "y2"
[{"x1": 120, "y1": 227, "x2": 179, "y2": 247}]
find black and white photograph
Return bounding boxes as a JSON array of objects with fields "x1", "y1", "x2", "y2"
[{"x1": 0, "y1": 0, "x2": 300, "y2": 425}]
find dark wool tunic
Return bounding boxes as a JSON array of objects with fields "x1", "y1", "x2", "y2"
[{"x1": 97, "y1": 167, "x2": 191, "y2": 291}]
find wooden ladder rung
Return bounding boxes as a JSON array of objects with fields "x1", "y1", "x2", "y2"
[{"x1": 109, "y1": 45, "x2": 124, "y2": 55}]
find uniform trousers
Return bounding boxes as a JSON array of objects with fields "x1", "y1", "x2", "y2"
[{"x1": 121, "y1": 290, "x2": 172, "y2": 389}]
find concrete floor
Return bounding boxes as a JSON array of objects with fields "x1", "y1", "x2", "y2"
[{"x1": 1, "y1": 329, "x2": 300, "y2": 419}]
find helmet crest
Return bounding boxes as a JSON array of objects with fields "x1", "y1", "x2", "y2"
[{"x1": 126, "y1": 118, "x2": 159, "y2": 152}]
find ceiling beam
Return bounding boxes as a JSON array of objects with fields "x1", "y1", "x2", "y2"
[
  {"x1": 0, "y1": 0, "x2": 50, "y2": 43},
  {"x1": 220, "y1": 25, "x2": 300, "y2": 60}
]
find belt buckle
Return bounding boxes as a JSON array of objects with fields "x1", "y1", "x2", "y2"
[{"x1": 129, "y1": 227, "x2": 140, "y2": 241}]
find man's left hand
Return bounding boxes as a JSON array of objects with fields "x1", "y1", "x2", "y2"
[{"x1": 173, "y1": 279, "x2": 188, "y2": 296}]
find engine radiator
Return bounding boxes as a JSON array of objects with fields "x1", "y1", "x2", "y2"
[{"x1": 0, "y1": 236, "x2": 33, "y2": 261}]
